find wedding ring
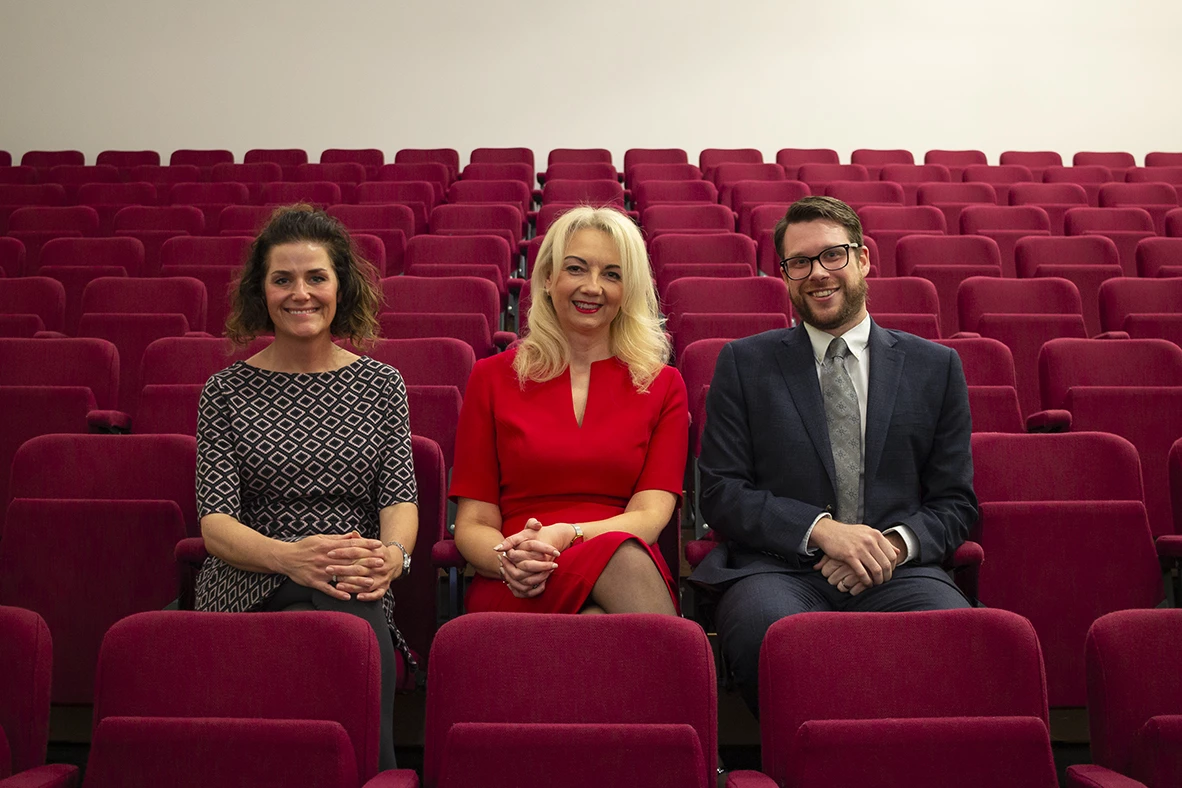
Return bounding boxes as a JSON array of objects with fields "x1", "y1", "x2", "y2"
[{"x1": 332, "y1": 575, "x2": 338, "y2": 584}]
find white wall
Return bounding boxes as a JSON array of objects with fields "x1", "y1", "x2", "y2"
[{"x1": 1, "y1": 0, "x2": 1179, "y2": 165}]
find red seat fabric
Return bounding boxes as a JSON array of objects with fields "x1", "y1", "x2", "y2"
[
  {"x1": 395, "y1": 148, "x2": 459, "y2": 183},
  {"x1": 797, "y1": 163, "x2": 870, "y2": 191},
  {"x1": 405, "y1": 233, "x2": 513, "y2": 282},
  {"x1": 631, "y1": 180, "x2": 718, "y2": 216},
  {"x1": 82, "y1": 275, "x2": 207, "y2": 332},
  {"x1": 858, "y1": 205, "x2": 947, "y2": 277},
  {"x1": 211, "y1": 162, "x2": 283, "y2": 203},
  {"x1": 375, "y1": 163, "x2": 449, "y2": 203},
  {"x1": 1126, "y1": 165, "x2": 1182, "y2": 187},
  {"x1": 1070, "y1": 609, "x2": 1182, "y2": 788},
  {"x1": 168, "y1": 182, "x2": 251, "y2": 227},
  {"x1": 751, "y1": 609, "x2": 1050, "y2": 788},
  {"x1": 355, "y1": 181, "x2": 434, "y2": 234},
  {"x1": 712, "y1": 162, "x2": 783, "y2": 190},
  {"x1": 0, "y1": 500, "x2": 185, "y2": 705},
  {"x1": 851, "y1": 148, "x2": 915, "y2": 179},
  {"x1": 38, "y1": 264, "x2": 128, "y2": 335},
  {"x1": 0, "y1": 277, "x2": 65, "y2": 332},
  {"x1": 0, "y1": 606, "x2": 78, "y2": 787},
  {"x1": 935, "y1": 337, "x2": 1017, "y2": 387},
  {"x1": 960, "y1": 205, "x2": 1053, "y2": 277},
  {"x1": 880, "y1": 163, "x2": 952, "y2": 205},
  {"x1": 1136, "y1": 236, "x2": 1182, "y2": 277},
  {"x1": 1043, "y1": 165, "x2": 1115, "y2": 207},
  {"x1": 544, "y1": 162, "x2": 618, "y2": 183},
  {"x1": 663, "y1": 276, "x2": 789, "y2": 333},
  {"x1": 971, "y1": 430, "x2": 1144, "y2": 504},
  {"x1": 38, "y1": 236, "x2": 146, "y2": 277},
  {"x1": 78, "y1": 312, "x2": 191, "y2": 417},
  {"x1": 216, "y1": 205, "x2": 275, "y2": 237},
  {"x1": 1099, "y1": 277, "x2": 1182, "y2": 333},
  {"x1": 641, "y1": 204, "x2": 735, "y2": 236},
  {"x1": 699, "y1": 148, "x2": 762, "y2": 175},
  {"x1": 540, "y1": 178, "x2": 625, "y2": 207},
  {"x1": 379, "y1": 276, "x2": 508, "y2": 359},
  {"x1": 648, "y1": 233, "x2": 757, "y2": 275},
  {"x1": 1008, "y1": 182, "x2": 1090, "y2": 235},
  {"x1": 897, "y1": 236, "x2": 1003, "y2": 338},
  {"x1": 999, "y1": 151, "x2": 1063, "y2": 181},
  {"x1": 21, "y1": 150, "x2": 85, "y2": 170},
  {"x1": 98, "y1": 148, "x2": 161, "y2": 170},
  {"x1": 916, "y1": 182, "x2": 999, "y2": 234},
  {"x1": 672, "y1": 312, "x2": 790, "y2": 362},
  {"x1": 962, "y1": 165, "x2": 1036, "y2": 205},
  {"x1": 260, "y1": 181, "x2": 342, "y2": 207},
  {"x1": 429, "y1": 204, "x2": 523, "y2": 249},
  {"x1": 126, "y1": 164, "x2": 202, "y2": 192},
  {"x1": 975, "y1": 500, "x2": 1161, "y2": 706},
  {"x1": 425, "y1": 613, "x2": 717, "y2": 788},
  {"x1": 824, "y1": 180, "x2": 905, "y2": 207},
  {"x1": 924, "y1": 149, "x2": 988, "y2": 182},
  {"x1": 0, "y1": 166, "x2": 37, "y2": 185},
  {"x1": 459, "y1": 162, "x2": 534, "y2": 188},
  {"x1": 244, "y1": 148, "x2": 309, "y2": 178},
  {"x1": 864, "y1": 275, "x2": 939, "y2": 317},
  {"x1": 447, "y1": 179, "x2": 531, "y2": 217},
  {"x1": 548, "y1": 148, "x2": 613, "y2": 166},
  {"x1": 1015, "y1": 236, "x2": 1124, "y2": 336},
  {"x1": 1075, "y1": 151, "x2": 1136, "y2": 178},
  {"x1": 625, "y1": 163, "x2": 704, "y2": 187},
  {"x1": 775, "y1": 148, "x2": 840, "y2": 179},
  {"x1": 320, "y1": 148, "x2": 385, "y2": 177},
  {"x1": 623, "y1": 148, "x2": 688, "y2": 173},
  {"x1": 1099, "y1": 182, "x2": 1179, "y2": 235},
  {"x1": 76, "y1": 182, "x2": 158, "y2": 234},
  {"x1": 91, "y1": 610, "x2": 410, "y2": 786},
  {"x1": 731, "y1": 182, "x2": 811, "y2": 234},
  {"x1": 297, "y1": 163, "x2": 368, "y2": 202},
  {"x1": 1065, "y1": 207, "x2": 1157, "y2": 276},
  {"x1": 169, "y1": 149, "x2": 234, "y2": 176},
  {"x1": 963, "y1": 385, "x2": 1025, "y2": 432}
]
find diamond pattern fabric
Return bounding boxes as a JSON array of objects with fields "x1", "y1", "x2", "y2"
[
  {"x1": 195, "y1": 356, "x2": 417, "y2": 639},
  {"x1": 820, "y1": 337, "x2": 863, "y2": 523}
]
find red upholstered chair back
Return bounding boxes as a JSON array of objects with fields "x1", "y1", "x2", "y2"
[
  {"x1": 8, "y1": 433, "x2": 198, "y2": 536},
  {"x1": 776, "y1": 148, "x2": 840, "y2": 178},
  {"x1": 1085, "y1": 609, "x2": 1182, "y2": 780},
  {"x1": 663, "y1": 276, "x2": 788, "y2": 324},
  {"x1": 170, "y1": 149, "x2": 233, "y2": 169},
  {"x1": 360, "y1": 337, "x2": 474, "y2": 395},
  {"x1": 1065, "y1": 206, "x2": 1155, "y2": 234},
  {"x1": 699, "y1": 148, "x2": 762, "y2": 171},
  {"x1": 625, "y1": 163, "x2": 704, "y2": 187},
  {"x1": 825, "y1": 180, "x2": 904, "y2": 205},
  {"x1": 94, "y1": 611, "x2": 382, "y2": 783},
  {"x1": 1136, "y1": 237, "x2": 1182, "y2": 277},
  {"x1": 0, "y1": 336, "x2": 119, "y2": 407},
  {"x1": 405, "y1": 234, "x2": 513, "y2": 279},
  {"x1": 934, "y1": 337, "x2": 1016, "y2": 387},
  {"x1": 649, "y1": 232, "x2": 756, "y2": 274},
  {"x1": 971, "y1": 431, "x2": 1144, "y2": 504},
  {"x1": 1037, "y1": 338, "x2": 1182, "y2": 411},
  {"x1": 758, "y1": 609, "x2": 1048, "y2": 787},
  {"x1": 21, "y1": 150, "x2": 84, "y2": 169},
  {"x1": 461, "y1": 162, "x2": 534, "y2": 186},
  {"x1": 540, "y1": 178, "x2": 624, "y2": 206},
  {"x1": 548, "y1": 148, "x2": 613, "y2": 167},
  {"x1": 424, "y1": 613, "x2": 717, "y2": 788},
  {"x1": 380, "y1": 276, "x2": 499, "y2": 335},
  {"x1": 113, "y1": 205, "x2": 205, "y2": 234},
  {"x1": 956, "y1": 276, "x2": 1081, "y2": 333},
  {"x1": 545, "y1": 162, "x2": 618, "y2": 182},
  {"x1": 0, "y1": 606, "x2": 52, "y2": 777},
  {"x1": 896, "y1": 234, "x2": 1003, "y2": 273},
  {"x1": 865, "y1": 276, "x2": 939, "y2": 315},
  {"x1": 623, "y1": 148, "x2": 688, "y2": 171},
  {"x1": 0, "y1": 278, "x2": 66, "y2": 332},
  {"x1": 1099, "y1": 277, "x2": 1182, "y2": 332},
  {"x1": 924, "y1": 149, "x2": 988, "y2": 179},
  {"x1": 81, "y1": 276, "x2": 208, "y2": 332},
  {"x1": 641, "y1": 204, "x2": 735, "y2": 235}
]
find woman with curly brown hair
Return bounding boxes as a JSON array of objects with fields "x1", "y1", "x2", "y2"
[{"x1": 195, "y1": 205, "x2": 416, "y2": 769}]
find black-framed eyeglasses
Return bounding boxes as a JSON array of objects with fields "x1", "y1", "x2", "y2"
[{"x1": 779, "y1": 243, "x2": 860, "y2": 280}]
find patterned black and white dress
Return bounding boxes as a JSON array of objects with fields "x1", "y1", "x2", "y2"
[{"x1": 195, "y1": 355, "x2": 417, "y2": 641}]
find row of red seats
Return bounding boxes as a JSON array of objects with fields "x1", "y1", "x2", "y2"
[{"x1": 3, "y1": 602, "x2": 1180, "y2": 786}]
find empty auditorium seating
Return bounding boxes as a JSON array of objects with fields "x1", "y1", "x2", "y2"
[
  {"x1": 863, "y1": 276, "x2": 941, "y2": 335},
  {"x1": 403, "y1": 233, "x2": 514, "y2": 302},
  {"x1": 539, "y1": 178, "x2": 625, "y2": 207},
  {"x1": 711, "y1": 162, "x2": 784, "y2": 190},
  {"x1": 858, "y1": 205, "x2": 947, "y2": 277},
  {"x1": 211, "y1": 162, "x2": 283, "y2": 203},
  {"x1": 999, "y1": 151, "x2": 1062, "y2": 180},
  {"x1": 1008, "y1": 182, "x2": 1089, "y2": 235},
  {"x1": 327, "y1": 203, "x2": 416, "y2": 275},
  {"x1": 0, "y1": 183, "x2": 67, "y2": 234},
  {"x1": 917, "y1": 182, "x2": 999, "y2": 234},
  {"x1": 96, "y1": 149, "x2": 160, "y2": 173},
  {"x1": 1043, "y1": 165, "x2": 1113, "y2": 207},
  {"x1": 732, "y1": 609, "x2": 1054, "y2": 788},
  {"x1": 631, "y1": 180, "x2": 718, "y2": 216},
  {"x1": 641, "y1": 204, "x2": 735, "y2": 236},
  {"x1": 960, "y1": 205, "x2": 1053, "y2": 277},
  {"x1": 957, "y1": 277, "x2": 1086, "y2": 415},
  {"x1": 648, "y1": 232, "x2": 757, "y2": 274},
  {"x1": 1075, "y1": 150, "x2": 1136, "y2": 178},
  {"x1": 897, "y1": 235, "x2": 1003, "y2": 339},
  {"x1": 261, "y1": 180, "x2": 342, "y2": 207},
  {"x1": 924, "y1": 149, "x2": 988, "y2": 182},
  {"x1": 380, "y1": 276, "x2": 513, "y2": 359},
  {"x1": 775, "y1": 148, "x2": 839, "y2": 179},
  {"x1": 0, "y1": 237, "x2": 26, "y2": 278},
  {"x1": 962, "y1": 164, "x2": 1036, "y2": 205},
  {"x1": 38, "y1": 235, "x2": 145, "y2": 276},
  {"x1": 1014, "y1": 236, "x2": 1124, "y2": 336},
  {"x1": 663, "y1": 276, "x2": 789, "y2": 359},
  {"x1": 81, "y1": 275, "x2": 207, "y2": 333},
  {"x1": 216, "y1": 205, "x2": 276, "y2": 237},
  {"x1": 86, "y1": 610, "x2": 412, "y2": 787},
  {"x1": 1099, "y1": 181, "x2": 1179, "y2": 235},
  {"x1": 0, "y1": 606, "x2": 78, "y2": 787},
  {"x1": 880, "y1": 163, "x2": 952, "y2": 204},
  {"x1": 356, "y1": 181, "x2": 434, "y2": 235},
  {"x1": 321, "y1": 147, "x2": 385, "y2": 177},
  {"x1": 1127, "y1": 165, "x2": 1182, "y2": 189},
  {"x1": 699, "y1": 148, "x2": 762, "y2": 175},
  {"x1": 544, "y1": 162, "x2": 618, "y2": 183},
  {"x1": 460, "y1": 161, "x2": 534, "y2": 188},
  {"x1": 244, "y1": 147, "x2": 309, "y2": 178},
  {"x1": 625, "y1": 163, "x2": 704, "y2": 187},
  {"x1": 396, "y1": 148, "x2": 459, "y2": 182},
  {"x1": 824, "y1": 180, "x2": 905, "y2": 208},
  {"x1": 0, "y1": 499, "x2": 184, "y2": 705},
  {"x1": 0, "y1": 165, "x2": 37, "y2": 185},
  {"x1": 797, "y1": 163, "x2": 870, "y2": 192},
  {"x1": 1067, "y1": 609, "x2": 1182, "y2": 788},
  {"x1": 297, "y1": 163, "x2": 368, "y2": 202},
  {"x1": 21, "y1": 150, "x2": 84, "y2": 170},
  {"x1": 850, "y1": 148, "x2": 914, "y2": 180},
  {"x1": 127, "y1": 164, "x2": 202, "y2": 192},
  {"x1": 429, "y1": 204, "x2": 523, "y2": 251},
  {"x1": 168, "y1": 182, "x2": 251, "y2": 227},
  {"x1": 937, "y1": 335, "x2": 1025, "y2": 433},
  {"x1": 1099, "y1": 276, "x2": 1182, "y2": 334},
  {"x1": 426, "y1": 613, "x2": 716, "y2": 788},
  {"x1": 158, "y1": 235, "x2": 253, "y2": 334},
  {"x1": 1064, "y1": 207, "x2": 1157, "y2": 276},
  {"x1": 375, "y1": 163, "x2": 449, "y2": 203},
  {"x1": 76, "y1": 181, "x2": 158, "y2": 234},
  {"x1": 169, "y1": 148, "x2": 234, "y2": 176}
]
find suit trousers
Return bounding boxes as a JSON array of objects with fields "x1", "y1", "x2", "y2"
[
  {"x1": 263, "y1": 579, "x2": 398, "y2": 771},
  {"x1": 714, "y1": 566, "x2": 970, "y2": 716}
]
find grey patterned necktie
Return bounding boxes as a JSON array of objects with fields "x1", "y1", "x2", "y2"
[{"x1": 820, "y1": 336, "x2": 863, "y2": 523}]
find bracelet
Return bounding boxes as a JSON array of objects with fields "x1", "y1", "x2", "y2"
[{"x1": 383, "y1": 539, "x2": 412, "y2": 576}]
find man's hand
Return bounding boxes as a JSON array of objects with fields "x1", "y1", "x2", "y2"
[{"x1": 809, "y1": 519, "x2": 900, "y2": 590}]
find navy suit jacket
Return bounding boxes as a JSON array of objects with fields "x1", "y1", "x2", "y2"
[{"x1": 690, "y1": 319, "x2": 978, "y2": 586}]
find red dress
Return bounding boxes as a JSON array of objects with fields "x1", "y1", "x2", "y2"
[{"x1": 449, "y1": 350, "x2": 689, "y2": 613}]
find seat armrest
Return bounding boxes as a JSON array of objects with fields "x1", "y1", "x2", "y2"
[
  {"x1": 87, "y1": 409, "x2": 132, "y2": 434},
  {"x1": 175, "y1": 537, "x2": 209, "y2": 568},
  {"x1": 1092, "y1": 331, "x2": 1131, "y2": 340},
  {"x1": 1025, "y1": 409, "x2": 1072, "y2": 433},
  {"x1": 1156, "y1": 534, "x2": 1182, "y2": 560},
  {"x1": 492, "y1": 330, "x2": 518, "y2": 350},
  {"x1": 947, "y1": 540, "x2": 983, "y2": 570},
  {"x1": 949, "y1": 331, "x2": 981, "y2": 339},
  {"x1": 1064, "y1": 763, "x2": 1147, "y2": 788},
  {"x1": 184, "y1": 331, "x2": 214, "y2": 338},
  {"x1": 685, "y1": 538, "x2": 718, "y2": 569},
  {"x1": 725, "y1": 770, "x2": 778, "y2": 788},
  {"x1": 0, "y1": 764, "x2": 81, "y2": 788},
  {"x1": 32, "y1": 331, "x2": 69, "y2": 339},
  {"x1": 362, "y1": 769, "x2": 420, "y2": 788},
  {"x1": 508, "y1": 277, "x2": 526, "y2": 296},
  {"x1": 431, "y1": 540, "x2": 467, "y2": 570}
]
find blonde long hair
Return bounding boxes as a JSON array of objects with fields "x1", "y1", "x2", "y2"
[{"x1": 514, "y1": 206, "x2": 670, "y2": 390}]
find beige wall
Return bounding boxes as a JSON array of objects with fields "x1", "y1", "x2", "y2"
[{"x1": 1, "y1": 0, "x2": 1177, "y2": 165}]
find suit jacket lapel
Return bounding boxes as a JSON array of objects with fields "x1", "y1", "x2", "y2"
[
  {"x1": 775, "y1": 328, "x2": 836, "y2": 487},
  {"x1": 864, "y1": 320, "x2": 903, "y2": 486}
]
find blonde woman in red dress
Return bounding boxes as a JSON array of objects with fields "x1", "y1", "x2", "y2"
[{"x1": 450, "y1": 206, "x2": 688, "y2": 614}]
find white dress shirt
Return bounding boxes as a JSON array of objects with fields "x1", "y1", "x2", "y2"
[{"x1": 797, "y1": 314, "x2": 919, "y2": 564}]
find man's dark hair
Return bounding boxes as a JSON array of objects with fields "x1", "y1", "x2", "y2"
[{"x1": 773, "y1": 196, "x2": 865, "y2": 259}]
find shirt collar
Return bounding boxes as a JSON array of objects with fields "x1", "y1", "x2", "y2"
[{"x1": 804, "y1": 313, "x2": 872, "y2": 365}]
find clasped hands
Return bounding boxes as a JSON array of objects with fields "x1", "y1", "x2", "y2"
[
  {"x1": 492, "y1": 518, "x2": 571, "y2": 599},
  {"x1": 811, "y1": 519, "x2": 906, "y2": 596},
  {"x1": 284, "y1": 531, "x2": 402, "y2": 602}
]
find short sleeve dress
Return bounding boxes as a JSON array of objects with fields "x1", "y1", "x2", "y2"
[
  {"x1": 195, "y1": 355, "x2": 418, "y2": 638},
  {"x1": 448, "y1": 350, "x2": 689, "y2": 613}
]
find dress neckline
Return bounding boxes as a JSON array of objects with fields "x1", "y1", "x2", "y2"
[{"x1": 237, "y1": 355, "x2": 369, "y2": 377}]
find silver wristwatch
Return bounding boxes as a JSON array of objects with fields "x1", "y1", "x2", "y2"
[{"x1": 383, "y1": 539, "x2": 411, "y2": 576}]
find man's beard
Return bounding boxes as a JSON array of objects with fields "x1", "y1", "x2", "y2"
[{"x1": 791, "y1": 276, "x2": 869, "y2": 332}]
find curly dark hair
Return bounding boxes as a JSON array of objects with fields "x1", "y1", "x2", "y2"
[{"x1": 225, "y1": 204, "x2": 382, "y2": 348}]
